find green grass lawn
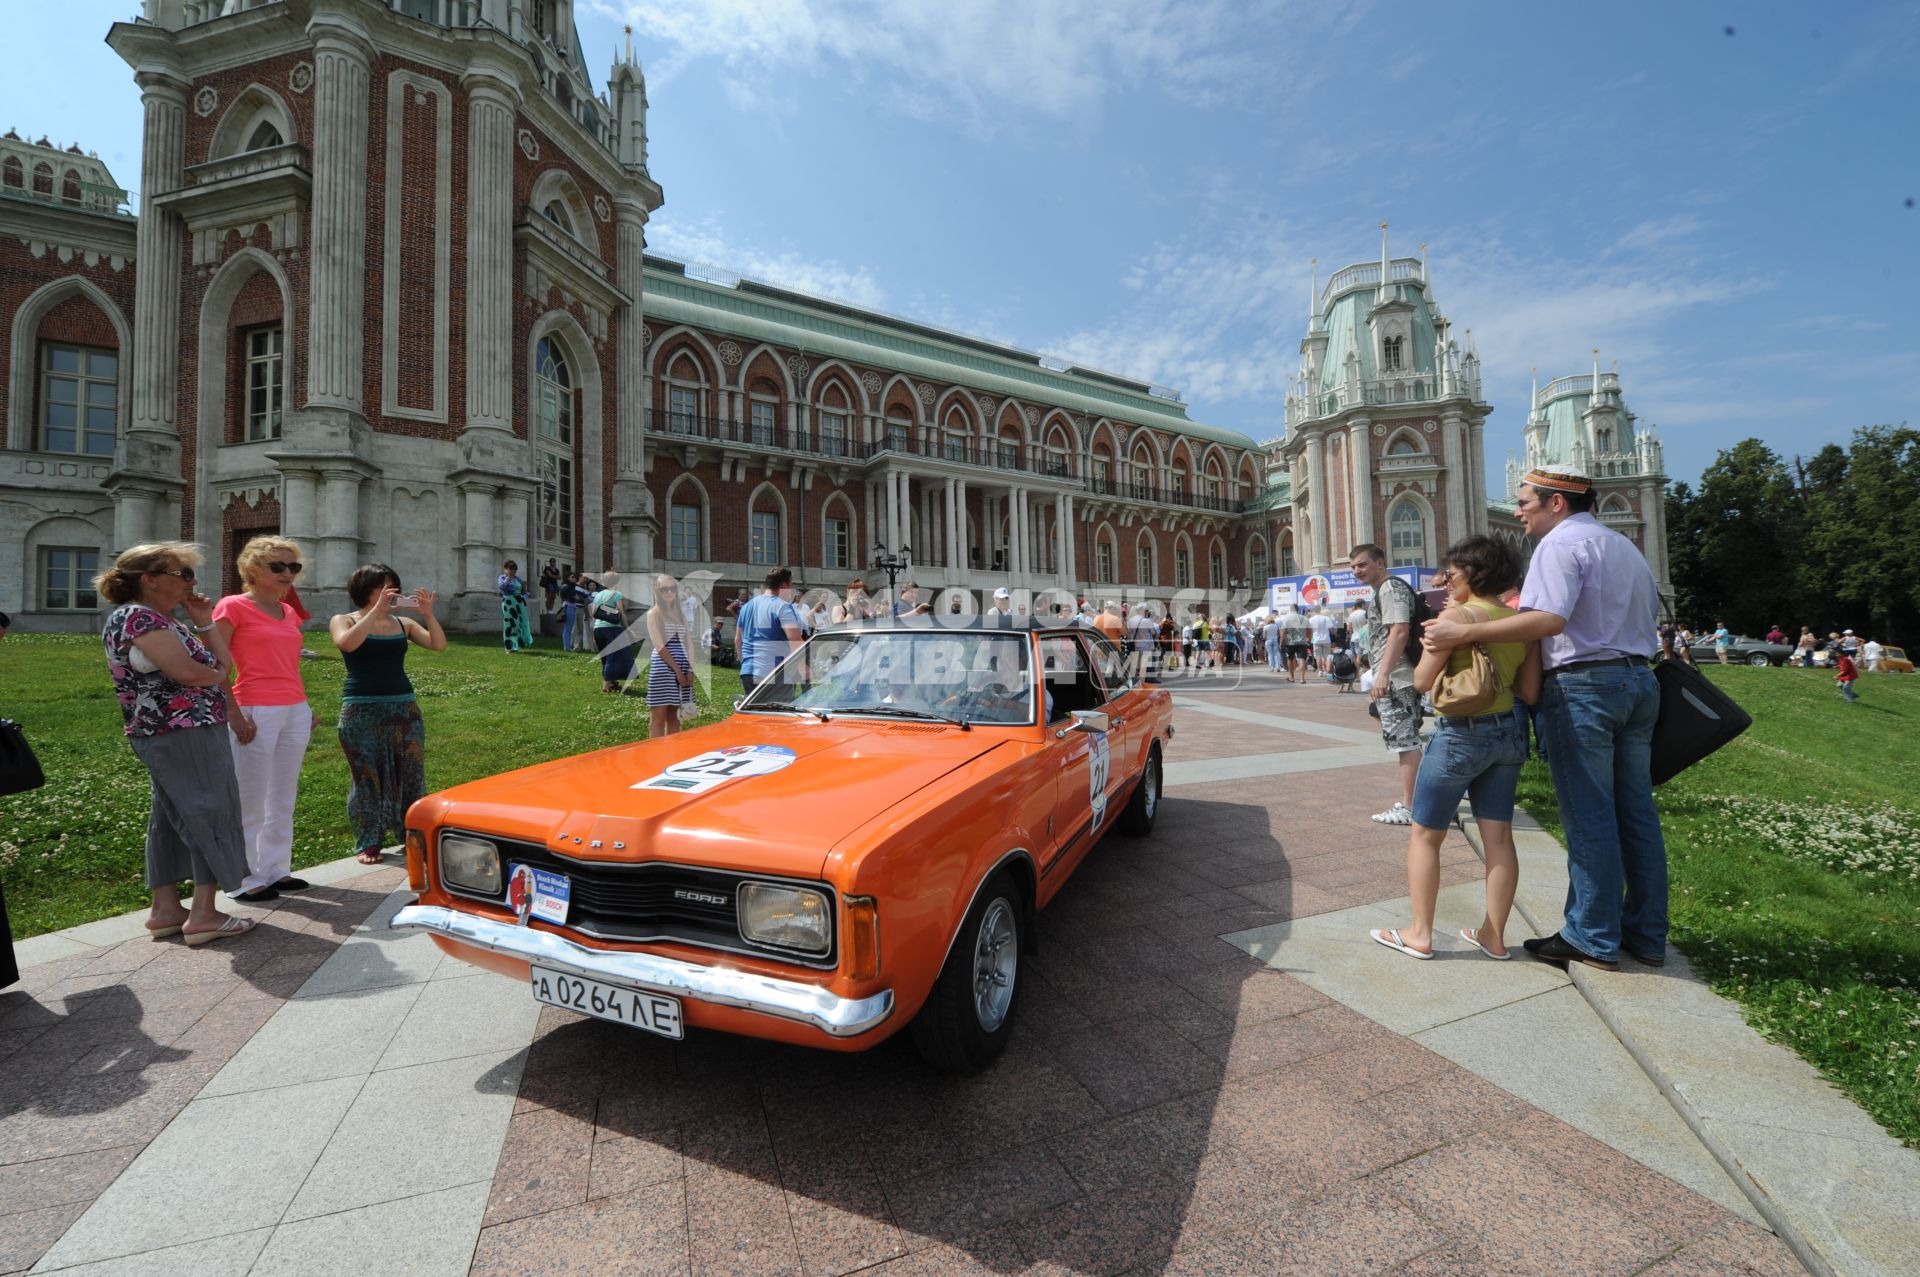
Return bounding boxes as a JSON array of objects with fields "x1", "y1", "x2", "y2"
[
  {"x1": 1515, "y1": 663, "x2": 1920, "y2": 1148},
  {"x1": 0, "y1": 631, "x2": 740, "y2": 939}
]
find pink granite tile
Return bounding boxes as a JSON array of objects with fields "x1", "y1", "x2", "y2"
[
  {"x1": 1359, "y1": 1070, "x2": 1531, "y2": 1151},
  {"x1": 1380, "y1": 1131, "x2": 1674, "y2": 1275},
  {"x1": 0, "y1": 1199, "x2": 88, "y2": 1274},
  {"x1": 0, "y1": 1143, "x2": 139, "y2": 1214},
  {"x1": 1010, "y1": 1177, "x2": 1181, "y2": 1276},
  {"x1": 1193, "y1": 1004, "x2": 1372, "y2": 1080},
  {"x1": 886, "y1": 1144, "x2": 1080, "y2": 1250},
  {"x1": 1249, "y1": 1178, "x2": 1449, "y2": 1273},
  {"x1": 1636, "y1": 1217, "x2": 1805, "y2": 1277},
  {"x1": 1168, "y1": 965, "x2": 1331, "y2": 1027},
  {"x1": 483, "y1": 1106, "x2": 596, "y2": 1227},
  {"x1": 684, "y1": 1162, "x2": 803, "y2": 1277},
  {"x1": 1489, "y1": 1113, "x2": 1734, "y2": 1250},
  {"x1": 471, "y1": 1179, "x2": 688, "y2": 1277},
  {"x1": 852, "y1": 1228, "x2": 1025, "y2": 1277},
  {"x1": 588, "y1": 1132, "x2": 683, "y2": 1200},
  {"x1": 781, "y1": 1156, "x2": 905, "y2": 1277}
]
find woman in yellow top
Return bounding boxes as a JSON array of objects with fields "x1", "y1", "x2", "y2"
[{"x1": 1372, "y1": 535, "x2": 1540, "y2": 961}]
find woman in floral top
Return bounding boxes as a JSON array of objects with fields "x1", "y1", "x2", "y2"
[{"x1": 97, "y1": 542, "x2": 255, "y2": 946}]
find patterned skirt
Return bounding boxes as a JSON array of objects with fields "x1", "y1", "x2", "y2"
[
  {"x1": 647, "y1": 636, "x2": 695, "y2": 707},
  {"x1": 337, "y1": 699, "x2": 426, "y2": 853},
  {"x1": 501, "y1": 593, "x2": 532, "y2": 650}
]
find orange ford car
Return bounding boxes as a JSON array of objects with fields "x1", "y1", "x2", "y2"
[{"x1": 391, "y1": 619, "x2": 1172, "y2": 1069}]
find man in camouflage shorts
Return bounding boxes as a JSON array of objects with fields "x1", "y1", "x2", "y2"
[{"x1": 1349, "y1": 544, "x2": 1423, "y2": 825}]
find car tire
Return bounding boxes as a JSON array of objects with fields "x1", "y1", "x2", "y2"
[
  {"x1": 1119, "y1": 743, "x2": 1161, "y2": 837},
  {"x1": 1747, "y1": 652, "x2": 1772, "y2": 667},
  {"x1": 911, "y1": 870, "x2": 1022, "y2": 1072}
]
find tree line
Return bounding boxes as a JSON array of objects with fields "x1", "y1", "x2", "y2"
[{"x1": 1664, "y1": 426, "x2": 1920, "y2": 642}]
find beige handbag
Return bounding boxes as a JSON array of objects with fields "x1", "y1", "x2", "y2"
[{"x1": 1431, "y1": 604, "x2": 1504, "y2": 717}]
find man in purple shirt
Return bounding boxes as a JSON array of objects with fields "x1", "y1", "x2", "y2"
[{"x1": 1424, "y1": 464, "x2": 1665, "y2": 970}]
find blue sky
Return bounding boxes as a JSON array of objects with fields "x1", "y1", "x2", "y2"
[{"x1": 10, "y1": 1, "x2": 1916, "y2": 495}]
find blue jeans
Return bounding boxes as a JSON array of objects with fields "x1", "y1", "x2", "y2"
[
  {"x1": 1539, "y1": 666, "x2": 1668, "y2": 962},
  {"x1": 560, "y1": 602, "x2": 579, "y2": 651},
  {"x1": 1408, "y1": 707, "x2": 1528, "y2": 830}
]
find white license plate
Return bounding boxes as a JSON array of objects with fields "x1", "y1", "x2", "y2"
[{"x1": 530, "y1": 965, "x2": 684, "y2": 1039}]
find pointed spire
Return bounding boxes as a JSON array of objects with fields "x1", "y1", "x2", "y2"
[
  {"x1": 624, "y1": 24, "x2": 633, "y2": 62},
  {"x1": 1531, "y1": 365, "x2": 1538, "y2": 412},
  {"x1": 1592, "y1": 347, "x2": 1601, "y2": 397},
  {"x1": 1419, "y1": 242, "x2": 1428, "y2": 282},
  {"x1": 1378, "y1": 222, "x2": 1391, "y2": 301},
  {"x1": 1308, "y1": 257, "x2": 1320, "y2": 331}
]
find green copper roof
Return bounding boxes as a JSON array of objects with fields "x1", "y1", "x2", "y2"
[
  {"x1": 642, "y1": 259, "x2": 1259, "y2": 451},
  {"x1": 1314, "y1": 285, "x2": 1440, "y2": 395},
  {"x1": 1536, "y1": 387, "x2": 1638, "y2": 462}
]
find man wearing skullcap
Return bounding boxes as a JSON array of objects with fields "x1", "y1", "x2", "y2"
[{"x1": 1424, "y1": 464, "x2": 1666, "y2": 970}]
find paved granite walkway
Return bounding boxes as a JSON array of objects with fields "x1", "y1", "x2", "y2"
[{"x1": 0, "y1": 670, "x2": 1867, "y2": 1275}]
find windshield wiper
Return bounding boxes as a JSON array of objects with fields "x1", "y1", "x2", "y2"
[
  {"x1": 835, "y1": 703, "x2": 970, "y2": 730},
  {"x1": 746, "y1": 700, "x2": 829, "y2": 722}
]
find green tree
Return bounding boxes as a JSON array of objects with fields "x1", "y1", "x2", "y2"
[
  {"x1": 1685, "y1": 439, "x2": 1803, "y2": 634},
  {"x1": 1664, "y1": 480, "x2": 1703, "y2": 621}
]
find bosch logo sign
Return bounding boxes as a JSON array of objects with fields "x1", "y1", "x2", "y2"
[{"x1": 674, "y1": 889, "x2": 729, "y2": 907}]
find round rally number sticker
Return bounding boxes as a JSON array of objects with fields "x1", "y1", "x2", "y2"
[{"x1": 634, "y1": 744, "x2": 797, "y2": 793}]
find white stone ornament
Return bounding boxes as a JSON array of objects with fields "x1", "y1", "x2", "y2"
[
  {"x1": 640, "y1": 324, "x2": 652, "y2": 348},
  {"x1": 593, "y1": 194, "x2": 611, "y2": 222},
  {"x1": 1024, "y1": 406, "x2": 1040, "y2": 427},
  {"x1": 916, "y1": 383, "x2": 935, "y2": 406},
  {"x1": 1422, "y1": 419, "x2": 1437, "y2": 433},
  {"x1": 787, "y1": 354, "x2": 809, "y2": 381},
  {"x1": 861, "y1": 371, "x2": 882, "y2": 398},
  {"x1": 718, "y1": 341, "x2": 742, "y2": 366},
  {"x1": 517, "y1": 129, "x2": 539, "y2": 161},
  {"x1": 194, "y1": 86, "x2": 219, "y2": 117},
  {"x1": 289, "y1": 62, "x2": 314, "y2": 94}
]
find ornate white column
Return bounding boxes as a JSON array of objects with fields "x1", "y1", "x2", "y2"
[
  {"x1": 319, "y1": 468, "x2": 364, "y2": 585},
  {"x1": 128, "y1": 72, "x2": 185, "y2": 440},
  {"x1": 462, "y1": 482, "x2": 498, "y2": 594},
  {"x1": 1441, "y1": 410, "x2": 1468, "y2": 545},
  {"x1": 1467, "y1": 418, "x2": 1488, "y2": 533},
  {"x1": 462, "y1": 66, "x2": 517, "y2": 432},
  {"x1": 1303, "y1": 432, "x2": 1329, "y2": 570},
  {"x1": 610, "y1": 198, "x2": 655, "y2": 570},
  {"x1": 1057, "y1": 493, "x2": 1072, "y2": 587},
  {"x1": 306, "y1": 28, "x2": 372, "y2": 414},
  {"x1": 1347, "y1": 418, "x2": 1373, "y2": 549},
  {"x1": 112, "y1": 69, "x2": 190, "y2": 546},
  {"x1": 944, "y1": 477, "x2": 958, "y2": 571}
]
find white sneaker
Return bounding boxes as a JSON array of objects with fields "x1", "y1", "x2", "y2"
[{"x1": 1371, "y1": 802, "x2": 1413, "y2": 825}]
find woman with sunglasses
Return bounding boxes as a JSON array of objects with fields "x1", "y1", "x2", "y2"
[
  {"x1": 213, "y1": 536, "x2": 315, "y2": 903},
  {"x1": 644, "y1": 574, "x2": 696, "y2": 736},
  {"x1": 95, "y1": 542, "x2": 255, "y2": 945}
]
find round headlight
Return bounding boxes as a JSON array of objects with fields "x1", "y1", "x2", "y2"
[
  {"x1": 439, "y1": 834, "x2": 501, "y2": 895},
  {"x1": 738, "y1": 882, "x2": 831, "y2": 954}
]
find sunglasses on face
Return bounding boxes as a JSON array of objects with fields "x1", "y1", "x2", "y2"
[
  {"x1": 267, "y1": 561, "x2": 303, "y2": 576},
  {"x1": 154, "y1": 567, "x2": 196, "y2": 582}
]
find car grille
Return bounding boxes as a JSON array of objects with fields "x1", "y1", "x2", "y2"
[{"x1": 446, "y1": 835, "x2": 836, "y2": 967}]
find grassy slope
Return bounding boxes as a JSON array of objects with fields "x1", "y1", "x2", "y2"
[
  {"x1": 1514, "y1": 664, "x2": 1920, "y2": 1147},
  {"x1": 0, "y1": 632, "x2": 739, "y2": 938}
]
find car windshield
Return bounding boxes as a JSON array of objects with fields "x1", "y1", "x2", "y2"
[{"x1": 743, "y1": 630, "x2": 1034, "y2": 726}]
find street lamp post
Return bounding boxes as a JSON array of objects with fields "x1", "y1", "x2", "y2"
[{"x1": 871, "y1": 542, "x2": 912, "y2": 605}]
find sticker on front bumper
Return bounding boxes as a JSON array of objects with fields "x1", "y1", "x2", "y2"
[{"x1": 507, "y1": 863, "x2": 570, "y2": 926}]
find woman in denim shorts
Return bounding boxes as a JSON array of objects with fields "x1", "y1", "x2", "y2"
[{"x1": 1372, "y1": 536, "x2": 1541, "y2": 961}]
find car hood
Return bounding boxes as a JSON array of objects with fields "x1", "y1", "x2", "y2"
[{"x1": 428, "y1": 715, "x2": 1007, "y2": 880}]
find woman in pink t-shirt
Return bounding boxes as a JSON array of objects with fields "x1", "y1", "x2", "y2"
[{"x1": 213, "y1": 535, "x2": 315, "y2": 903}]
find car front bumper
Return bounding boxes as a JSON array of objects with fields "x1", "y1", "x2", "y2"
[{"x1": 389, "y1": 904, "x2": 895, "y2": 1038}]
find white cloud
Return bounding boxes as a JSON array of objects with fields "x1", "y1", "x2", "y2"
[
  {"x1": 590, "y1": 0, "x2": 1312, "y2": 131},
  {"x1": 648, "y1": 214, "x2": 891, "y2": 310}
]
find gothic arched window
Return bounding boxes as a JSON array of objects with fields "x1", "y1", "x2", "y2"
[
  {"x1": 1388, "y1": 499, "x2": 1426, "y2": 567},
  {"x1": 534, "y1": 337, "x2": 575, "y2": 553}
]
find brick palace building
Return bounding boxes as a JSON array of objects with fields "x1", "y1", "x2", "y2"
[{"x1": 0, "y1": 0, "x2": 1669, "y2": 629}]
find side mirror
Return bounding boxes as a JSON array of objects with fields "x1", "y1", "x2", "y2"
[{"x1": 1070, "y1": 710, "x2": 1110, "y2": 734}]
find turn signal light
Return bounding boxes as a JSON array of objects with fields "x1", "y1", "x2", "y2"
[
  {"x1": 844, "y1": 895, "x2": 880, "y2": 981},
  {"x1": 405, "y1": 828, "x2": 427, "y2": 890}
]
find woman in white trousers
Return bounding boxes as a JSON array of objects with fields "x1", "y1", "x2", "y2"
[{"x1": 213, "y1": 536, "x2": 316, "y2": 903}]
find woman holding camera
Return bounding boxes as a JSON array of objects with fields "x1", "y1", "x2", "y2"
[{"x1": 329, "y1": 565, "x2": 447, "y2": 864}]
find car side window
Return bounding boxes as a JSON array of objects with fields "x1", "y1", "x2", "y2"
[
  {"x1": 1085, "y1": 632, "x2": 1134, "y2": 697},
  {"x1": 1039, "y1": 635, "x2": 1105, "y2": 721}
]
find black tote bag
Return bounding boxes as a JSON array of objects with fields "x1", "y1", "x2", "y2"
[
  {"x1": 0, "y1": 719, "x2": 45, "y2": 797},
  {"x1": 1649, "y1": 660, "x2": 1752, "y2": 786}
]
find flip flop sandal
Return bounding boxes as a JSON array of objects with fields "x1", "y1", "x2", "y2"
[
  {"x1": 1371, "y1": 928, "x2": 1433, "y2": 960},
  {"x1": 356, "y1": 849, "x2": 384, "y2": 864},
  {"x1": 1460, "y1": 927, "x2": 1512, "y2": 961},
  {"x1": 183, "y1": 916, "x2": 256, "y2": 947},
  {"x1": 145, "y1": 923, "x2": 184, "y2": 940}
]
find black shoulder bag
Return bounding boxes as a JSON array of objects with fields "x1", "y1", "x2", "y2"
[{"x1": 0, "y1": 720, "x2": 46, "y2": 796}]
